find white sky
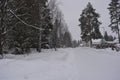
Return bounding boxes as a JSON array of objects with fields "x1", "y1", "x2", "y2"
[{"x1": 59, "y1": 0, "x2": 112, "y2": 40}]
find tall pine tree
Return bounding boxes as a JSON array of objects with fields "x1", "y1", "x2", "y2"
[
  {"x1": 7, "y1": 0, "x2": 53, "y2": 53},
  {"x1": 108, "y1": 0, "x2": 120, "y2": 43},
  {"x1": 7, "y1": 0, "x2": 38, "y2": 53},
  {"x1": 0, "y1": 0, "x2": 9, "y2": 57},
  {"x1": 104, "y1": 31, "x2": 109, "y2": 41},
  {"x1": 79, "y1": 2, "x2": 102, "y2": 47}
]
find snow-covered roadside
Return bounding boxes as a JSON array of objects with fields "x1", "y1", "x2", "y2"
[{"x1": 0, "y1": 47, "x2": 120, "y2": 80}]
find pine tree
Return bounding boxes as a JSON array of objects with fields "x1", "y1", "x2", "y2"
[
  {"x1": 63, "y1": 31, "x2": 72, "y2": 47},
  {"x1": 7, "y1": 0, "x2": 53, "y2": 53},
  {"x1": 0, "y1": 0, "x2": 9, "y2": 58},
  {"x1": 41, "y1": 2, "x2": 53, "y2": 49},
  {"x1": 108, "y1": 35, "x2": 114, "y2": 41},
  {"x1": 108, "y1": 0, "x2": 120, "y2": 43},
  {"x1": 79, "y1": 2, "x2": 102, "y2": 47},
  {"x1": 7, "y1": 0, "x2": 37, "y2": 54},
  {"x1": 104, "y1": 31, "x2": 109, "y2": 41},
  {"x1": 50, "y1": 19, "x2": 60, "y2": 50}
]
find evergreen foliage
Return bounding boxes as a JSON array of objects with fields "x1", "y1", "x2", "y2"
[
  {"x1": 0, "y1": 0, "x2": 72, "y2": 57},
  {"x1": 79, "y1": 2, "x2": 102, "y2": 47},
  {"x1": 108, "y1": 0, "x2": 120, "y2": 43}
]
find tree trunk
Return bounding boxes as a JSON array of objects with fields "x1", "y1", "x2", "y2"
[
  {"x1": 88, "y1": 15, "x2": 92, "y2": 47},
  {"x1": 90, "y1": 36, "x2": 92, "y2": 47},
  {"x1": 0, "y1": 1, "x2": 4, "y2": 58},
  {"x1": 0, "y1": 36, "x2": 3, "y2": 58},
  {"x1": 117, "y1": 23, "x2": 120, "y2": 43},
  {"x1": 54, "y1": 37, "x2": 57, "y2": 51},
  {"x1": 38, "y1": 30, "x2": 42, "y2": 52},
  {"x1": 54, "y1": 43, "x2": 57, "y2": 51},
  {"x1": 0, "y1": 12, "x2": 3, "y2": 58},
  {"x1": 37, "y1": 0, "x2": 42, "y2": 52},
  {"x1": 118, "y1": 31, "x2": 120, "y2": 43}
]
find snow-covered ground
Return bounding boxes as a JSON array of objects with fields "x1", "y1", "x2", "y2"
[{"x1": 0, "y1": 47, "x2": 120, "y2": 80}]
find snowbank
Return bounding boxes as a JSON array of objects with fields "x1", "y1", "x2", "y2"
[{"x1": 92, "y1": 39, "x2": 106, "y2": 45}]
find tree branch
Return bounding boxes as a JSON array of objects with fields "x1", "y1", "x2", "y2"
[{"x1": 9, "y1": 10, "x2": 44, "y2": 31}]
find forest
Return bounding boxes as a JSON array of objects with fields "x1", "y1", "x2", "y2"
[
  {"x1": 0, "y1": 0, "x2": 77, "y2": 58},
  {"x1": 0, "y1": 0, "x2": 120, "y2": 58}
]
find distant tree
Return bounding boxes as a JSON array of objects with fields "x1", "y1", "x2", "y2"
[
  {"x1": 72, "y1": 40, "x2": 78, "y2": 48},
  {"x1": 63, "y1": 31, "x2": 72, "y2": 47},
  {"x1": 113, "y1": 36, "x2": 116, "y2": 40},
  {"x1": 104, "y1": 31, "x2": 114, "y2": 41},
  {"x1": 108, "y1": 35, "x2": 114, "y2": 41},
  {"x1": 72, "y1": 40, "x2": 81, "y2": 48},
  {"x1": 49, "y1": 0, "x2": 61, "y2": 50},
  {"x1": 48, "y1": 0, "x2": 70, "y2": 49},
  {"x1": 79, "y1": 2, "x2": 102, "y2": 47},
  {"x1": 50, "y1": 19, "x2": 60, "y2": 50},
  {"x1": 104, "y1": 31, "x2": 109, "y2": 41},
  {"x1": 108, "y1": 0, "x2": 120, "y2": 43}
]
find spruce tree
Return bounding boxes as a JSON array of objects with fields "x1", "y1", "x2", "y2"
[
  {"x1": 41, "y1": 2, "x2": 53, "y2": 49},
  {"x1": 7, "y1": 0, "x2": 53, "y2": 53},
  {"x1": 63, "y1": 31, "x2": 72, "y2": 47},
  {"x1": 79, "y1": 2, "x2": 102, "y2": 47},
  {"x1": 108, "y1": 0, "x2": 120, "y2": 43},
  {"x1": 7, "y1": 0, "x2": 37, "y2": 53},
  {"x1": 0, "y1": 0, "x2": 9, "y2": 57},
  {"x1": 104, "y1": 31, "x2": 109, "y2": 41}
]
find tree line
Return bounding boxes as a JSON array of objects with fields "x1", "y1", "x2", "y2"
[
  {"x1": 0, "y1": 0, "x2": 72, "y2": 58},
  {"x1": 79, "y1": 0, "x2": 120, "y2": 46}
]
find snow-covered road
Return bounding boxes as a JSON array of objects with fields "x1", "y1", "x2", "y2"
[{"x1": 0, "y1": 47, "x2": 120, "y2": 80}]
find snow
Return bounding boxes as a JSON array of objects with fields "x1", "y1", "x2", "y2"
[
  {"x1": 92, "y1": 39, "x2": 106, "y2": 44},
  {"x1": 0, "y1": 47, "x2": 120, "y2": 80},
  {"x1": 114, "y1": 39, "x2": 119, "y2": 44}
]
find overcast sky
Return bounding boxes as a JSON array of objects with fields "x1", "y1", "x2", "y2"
[{"x1": 59, "y1": 0, "x2": 112, "y2": 40}]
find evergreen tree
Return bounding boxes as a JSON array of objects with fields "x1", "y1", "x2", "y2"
[
  {"x1": 50, "y1": 19, "x2": 60, "y2": 50},
  {"x1": 7, "y1": 0, "x2": 53, "y2": 53},
  {"x1": 63, "y1": 31, "x2": 72, "y2": 47},
  {"x1": 41, "y1": 1, "x2": 53, "y2": 49},
  {"x1": 104, "y1": 31, "x2": 109, "y2": 41},
  {"x1": 79, "y1": 2, "x2": 102, "y2": 47},
  {"x1": 0, "y1": 0, "x2": 9, "y2": 57},
  {"x1": 108, "y1": 35, "x2": 114, "y2": 41},
  {"x1": 7, "y1": 0, "x2": 38, "y2": 53},
  {"x1": 108, "y1": 0, "x2": 120, "y2": 43},
  {"x1": 72, "y1": 40, "x2": 78, "y2": 48},
  {"x1": 104, "y1": 31, "x2": 114, "y2": 41}
]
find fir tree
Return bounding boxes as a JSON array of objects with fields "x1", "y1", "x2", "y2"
[
  {"x1": 104, "y1": 31, "x2": 109, "y2": 41},
  {"x1": 0, "y1": 0, "x2": 9, "y2": 58},
  {"x1": 63, "y1": 31, "x2": 72, "y2": 47},
  {"x1": 79, "y1": 2, "x2": 102, "y2": 47},
  {"x1": 108, "y1": 35, "x2": 114, "y2": 41},
  {"x1": 3, "y1": 0, "x2": 53, "y2": 54},
  {"x1": 7, "y1": 0, "x2": 37, "y2": 53},
  {"x1": 41, "y1": 2, "x2": 53, "y2": 49},
  {"x1": 108, "y1": 0, "x2": 120, "y2": 43}
]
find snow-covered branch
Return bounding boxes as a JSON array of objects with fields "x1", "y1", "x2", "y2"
[{"x1": 9, "y1": 10, "x2": 44, "y2": 31}]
